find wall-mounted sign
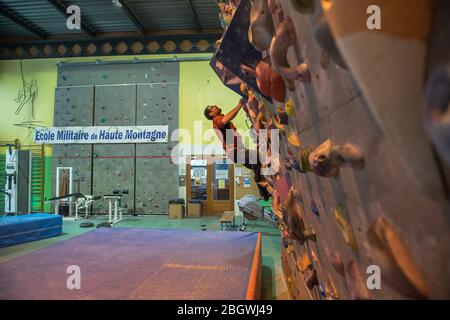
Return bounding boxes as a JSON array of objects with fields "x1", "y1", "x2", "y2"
[
  {"x1": 34, "y1": 126, "x2": 168, "y2": 144},
  {"x1": 243, "y1": 177, "x2": 251, "y2": 188},
  {"x1": 191, "y1": 159, "x2": 207, "y2": 166},
  {"x1": 215, "y1": 169, "x2": 229, "y2": 180}
]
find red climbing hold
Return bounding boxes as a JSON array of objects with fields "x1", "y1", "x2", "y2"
[{"x1": 255, "y1": 60, "x2": 286, "y2": 102}]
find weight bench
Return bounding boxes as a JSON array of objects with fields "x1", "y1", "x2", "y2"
[{"x1": 220, "y1": 211, "x2": 236, "y2": 231}]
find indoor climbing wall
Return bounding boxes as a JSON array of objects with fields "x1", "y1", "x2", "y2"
[
  {"x1": 54, "y1": 61, "x2": 180, "y2": 214},
  {"x1": 52, "y1": 86, "x2": 94, "y2": 197},
  {"x1": 214, "y1": 0, "x2": 450, "y2": 299},
  {"x1": 135, "y1": 72, "x2": 179, "y2": 215},
  {"x1": 93, "y1": 84, "x2": 136, "y2": 213}
]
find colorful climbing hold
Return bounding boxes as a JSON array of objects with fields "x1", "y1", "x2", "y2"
[
  {"x1": 303, "y1": 225, "x2": 317, "y2": 243},
  {"x1": 305, "y1": 269, "x2": 319, "y2": 289},
  {"x1": 334, "y1": 205, "x2": 359, "y2": 251},
  {"x1": 366, "y1": 216, "x2": 429, "y2": 299},
  {"x1": 287, "y1": 243, "x2": 295, "y2": 255},
  {"x1": 285, "y1": 99, "x2": 296, "y2": 117},
  {"x1": 299, "y1": 254, "x2": 312, "y2": 273},
  {"x1": 325, "y1": 274, "x2": 339, "y2": 300},
  {"x1": 310, "y1": 200, "x2": 320, "y2": 216},
  {"x1": 287, "y1": 130, "x2": 301, "y2": 148}
]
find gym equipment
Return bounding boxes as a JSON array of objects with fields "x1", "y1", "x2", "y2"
[
  {"x1": 220, "y1": 211, "x2": 236, "y2": 231},
  {"x1": 75, "y1": 194, "x2": 101, "y2": 221},
  {"x1": 3, "y1": 145, "x2": 17, "y2": 213},
  {"x1": 96, "y1": 222, "x2": 112, "y2": 228},
  {"x1": 2, "y1": 146, "x2": 33, "y2": 214},
  {"x1": 79, "y1": 222, "x2": 94, "y2": 228},
  {"x1": 1, "y1": 143, "x2": 45, "y2": 215},
  {"x1": 48, "y1": 192, "x2": 101, "y2": 220},
  {"x1": 103, "y1": 193, "x2": 124, "y2": 225},
  {"x1": 54, "y1": 167, "x2": 73, "y2": 216},
  {"x1": 103, "y1": 195, "x2": 123, "y2": 224},
  {"x1": 0, "y1": 213, "x2": 62, "y2": 248},
  {"x1": 237, "y1": 195, "x2": 277, "y2": 232},
  {"x1": 0, "y1": 228, "x2": 262, "y2": 300}
]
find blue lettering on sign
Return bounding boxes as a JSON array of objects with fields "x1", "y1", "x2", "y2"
[
  {"x1": 35, "y1": 127, "x2": 166, "y2": 143},
  {"x1": 99, "y1": 130, "x2": 123, "y2": 140},
  {"x1": 35, "y1": 131, "x2": 55, "y2": 141},
  {"x1": 56, "y1": 130, "x2": 89, "y2": 141},
  {"x1": 125, "y1": 129, "x2": 166, "y2": 141}
]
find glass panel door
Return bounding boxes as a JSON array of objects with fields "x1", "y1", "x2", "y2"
[
  {"x1": 212, "y1": 161, "x2": 230, "y2": 201},
  {"x1": 190, "y1": 163, "x2": 207, "y2": 201}
]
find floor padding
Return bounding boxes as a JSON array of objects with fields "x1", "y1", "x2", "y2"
[{"x1": 0, "y1": 227, "x2": 260, "y2": 300}]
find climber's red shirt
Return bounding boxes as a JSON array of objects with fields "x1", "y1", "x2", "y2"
[{"x1": 212, "y1": 114, "x2": 245, "y2": 154}]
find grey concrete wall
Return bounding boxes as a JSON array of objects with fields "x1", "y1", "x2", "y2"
[{"x1": 53, "y1": 61, "x2": 180, "y2": 214}]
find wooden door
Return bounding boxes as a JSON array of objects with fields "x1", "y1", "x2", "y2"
[
  {"x1": 186, "y1": 156, "x2": 234, "y2": 216},
  {"x1": 207, "y1": 159, "x2": 234, "y2": 215}
]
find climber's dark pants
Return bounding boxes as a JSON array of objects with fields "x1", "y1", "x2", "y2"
[{"x1": 228, "y1": 148, "x2": 270, "y2": 200}]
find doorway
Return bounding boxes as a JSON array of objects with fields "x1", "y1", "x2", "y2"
[{"x1": 186, "y1": 155, "x2": 234, "y2": 216}]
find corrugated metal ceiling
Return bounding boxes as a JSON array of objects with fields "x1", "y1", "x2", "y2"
[{"x1": 0, "y1": 0, "x2": 222, "y2": 40}]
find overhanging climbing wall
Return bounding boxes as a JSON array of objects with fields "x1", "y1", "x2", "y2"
[
  {"x1": 93, "y1": 84, "x2": 136, "y2": 213},
  {"x1": 135, "y1": 62, "x2": 179, "y2": 214},
  {"x1": 276, "y1": 1, "x2": 450, "y2": 299},
  {"x1": 52, "y1": 86, "x2": 94, "y2": 197},
  {"x1": 214, "y1": 0, "x2": 450, "y2": 299},
  {"x1": 53, "y1": 61, "x2": 180, "y2": 214}
]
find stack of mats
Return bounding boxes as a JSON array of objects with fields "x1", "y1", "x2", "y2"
[{"x1": 0, "y1": 213, "x2": 62, "y2": 248}]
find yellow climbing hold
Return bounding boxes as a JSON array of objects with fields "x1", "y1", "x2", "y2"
[
  {"x1": 285, "y1": 99, "x2": 296, "y2": 117},
  {"x1": 287, "y1": 129, "x2": 301, "y2": 148},
  {"x1": 334, "y1": 205, "x2": 359, "y2": 251},
  {"x1": 299, "y1": 254, "x2": 312, "y2": 273},
  {"x1": 287, "y1": 243, "x2": 295, "y2": 255},
  {"x1": 325, "y1": 274, "x2": 339, "y2": 300}
]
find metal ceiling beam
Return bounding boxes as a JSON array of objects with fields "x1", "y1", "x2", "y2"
[
  {"x1": 116, "y1": 0, "x2": 148, "y2": 34},
  {"x1": 46, "y1": 0, "x2": 96, "y2": 37},
  {"x1": 188, "y1": 0, "x2": 202, "y2": 33},
  {"x1": 0, "y1": 4, "x2": 47, "y2": 39}
]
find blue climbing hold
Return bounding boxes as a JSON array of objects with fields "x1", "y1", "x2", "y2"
[
  {"x1": 318, "y1": 283, "x2": 326, "y2": 297},
  {"x1": 310, "y1": 200, "x2": 320, "y2": 216}
]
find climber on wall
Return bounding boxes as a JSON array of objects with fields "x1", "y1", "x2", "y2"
[{"x1": 204, "y1": 98, "x2": 271, "y2": 200}]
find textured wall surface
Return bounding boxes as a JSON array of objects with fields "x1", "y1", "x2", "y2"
[
  {"x1": 52, "y1": 86, "x2": 94, "y2": 197},
  {"x1": 275, "y1": 0, "x2": 450, "y2": 299},
  {"x1": 221, "y1": 0, "x2": 450, "y2": 299},
  {"x1": 136, "y1": 81, "x2": 179, "y2": 215},
  {"x1": 93, "y1": 84, "x2": 136, "y2": 213}
]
